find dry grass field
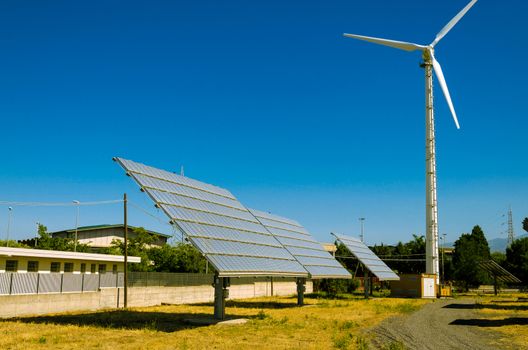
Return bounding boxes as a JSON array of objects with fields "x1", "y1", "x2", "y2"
[
  {"x1": 469, "y1": 293, "x2": 528, "y2": 349},
  {"x1": 0, "y1": 294, "x2": 429, "y2": 350}
]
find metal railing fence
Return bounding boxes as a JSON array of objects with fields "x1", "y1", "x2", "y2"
[
  {"x1": 0, "y1": 272, "x2": 297, "y2": 296},
  {"x1": 0, "y1": 272, "x2": 123, "y2": 295}
]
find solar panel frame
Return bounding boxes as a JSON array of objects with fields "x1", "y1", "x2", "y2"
[
  {"x1": 250, "y1": 209, "x2": 351, "y2": 279},
  {"x1": 331, "y1": 233, "x2": 400, "y2": 281},
  {"x1": 478, "y1": 260, "x2": 521, "y2": 283},
  {"x1": 115, "y1": 157, "x2": 309, "y2": 278}
]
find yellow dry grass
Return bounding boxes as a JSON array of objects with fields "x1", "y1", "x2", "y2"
[
  {"x1": 471, "y1": 293, "x2": 528, "y2": 350},
  {"x1": 0, "y1": 294, "x2": 429, "y2": 350}
]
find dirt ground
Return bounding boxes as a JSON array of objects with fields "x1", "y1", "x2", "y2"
[{"x1": 369, "y1": 298, "x2": 522, "y2": 350}]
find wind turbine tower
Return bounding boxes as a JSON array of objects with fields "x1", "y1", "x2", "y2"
[{"x1": 344, "y1": 0, "x2": 478, "y2": 281}]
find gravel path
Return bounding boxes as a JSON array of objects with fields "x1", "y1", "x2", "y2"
[{"x1": 369, "y1": 298, "x2": 515, "y2": 350}]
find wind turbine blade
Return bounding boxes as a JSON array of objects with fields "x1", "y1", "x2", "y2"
[
  {"x1": 431, "y1": 0, "x2": 478, "y2": 47},
  {"x1": 431, "y1": 55, "x2": 460, "y2": 129},
  {"x1": 343, "y1": 33, "x2": 426, "y2": 52}
]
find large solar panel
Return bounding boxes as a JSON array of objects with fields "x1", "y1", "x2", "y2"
[
  {"x1": 331, "y1": 233, "x2": 400, "y2": 281},
  {"x1": 478, "y1": 260, "x2": 521, "y2": 283},
  {"x1": 115, "y1": 157, "x2": 308, "y2": 278},
  {"x1": 250, "y1": 209, "x2": 351, "y2": 279}
]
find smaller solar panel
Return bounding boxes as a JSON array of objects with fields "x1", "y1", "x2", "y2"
[
  {"x1": 331, "y1": 233, "x2": 399, "y2": 281},
  {"x1": 478, "y1": 260, "x2": 521, "y2": 283},
  {"x1": 250, "y1": 209, "x2": 351, "y2": 279}
]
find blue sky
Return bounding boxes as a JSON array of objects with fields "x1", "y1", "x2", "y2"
[{"x1": 0, "y1": 0, "x2": 526, "y2": 246}]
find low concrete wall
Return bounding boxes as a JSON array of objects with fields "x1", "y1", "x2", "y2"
[{"x1": 0, "y1": 280, "x2": 313, "y2": 318}]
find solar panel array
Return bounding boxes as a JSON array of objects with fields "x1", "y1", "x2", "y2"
[
  {"x1": 250, "y1": 209, "x2": 351, "y2": 279},
  {"x1": 115, "y1": 157, "x2": 308, "y2": 278},
  {"x1": 331, "y1": 233, "x2": 400, "y2": 281},
  {"x1": 478, "y1": 260, "x2": 521, "y2": 283}
]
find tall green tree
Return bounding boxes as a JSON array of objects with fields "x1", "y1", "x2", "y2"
[
  {"x1": 452, "y1": 225, "x2": 491, "y2": 290},
  {"x1": 505, "y1": 236, "x2": 528, "y2": 283},
  {"x1": 523, "y1": 217, "x2": 528, "y2": 234}
]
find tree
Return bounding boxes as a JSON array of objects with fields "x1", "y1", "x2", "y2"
[
  {"x1": 375, "y1": 235, "x2": 425, "y2": 274},
  {"x1": 0, "y1": 240, "x2": 29, "y2": 248},
  {"x1": 523, "y1": 217, "x2": 528, "y2": 234},
  {"x1": 34, "y1": 224, "x2": 89, "y2": 252},
  {"x1": 108, "y1": 227, "x2": 155, "y2": 271},
  {"x1": 505, "y1": 236, "x2": 528, "y2": 283},
  {"x1": 452, "y1": 225, "x2": 491, "y2": 290},
  {"x1": 148, "y1": 243, "x2": 208, "y2": 273}
]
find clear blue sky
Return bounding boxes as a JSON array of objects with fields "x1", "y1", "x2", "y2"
[{"x1": 1, "y1": 0, "x2": 526, "y2": 246}]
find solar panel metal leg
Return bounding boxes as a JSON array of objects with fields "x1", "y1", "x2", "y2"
[
  {"x1": 296, "y1": 278, "x2": 306, "y2": 306},
  {"x1": 493, "y1": 275, "x2": 498, "y2": 296},
  {"x1": 364, "y1": 270, "x2": 370, "y2": 299},
  {"x1": 213, "y1": 275, "x2": 230, "y2": 320}
]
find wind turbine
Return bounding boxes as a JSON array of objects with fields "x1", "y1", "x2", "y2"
[{"x1": 343, "y1": 0, "x2": 477, "y2": 281}]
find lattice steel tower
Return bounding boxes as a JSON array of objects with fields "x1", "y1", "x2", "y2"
[{"x1": 507, "y1": 206, "x2": 515, "y2": 247}]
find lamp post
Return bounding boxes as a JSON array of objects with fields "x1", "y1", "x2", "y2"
[
  {"x1": 73, "y1": 200, "x2": 80, "y2": 252},
  {"x1": 441, "y1": 233, "x2": 447, "y2": 286},
  {"x1": 6, "y1": 207, "x2": 12, "y2": 247},
  {"x1": 359, "y1": 217, "x2": 365, "y2": 242}
]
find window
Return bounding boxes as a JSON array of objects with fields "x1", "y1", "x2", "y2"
[
  {"x1": 5, "y1": 260, "x2": 18, "y2": 272},
  {"x1": 64, "y1": 262, "x2": 74, "y2": 273},
  {"x1": 27, "y1": 261, "x2": 39, "y2": 272},
  {"x1": 112, "y1": 264, "x2": 118, "y2": 274},
  {"x1": 50, "y1": 262, "x2": 61, "y2": 273},
  {"x1": 80, "y1": 263, "x2": 86, "y2": 273},
  {"x1": 98, "y1": 264, "x2": 106, "y2": 274},
  {"x1": 90, "y1": 264, "x2": 96, "y2": 273}
]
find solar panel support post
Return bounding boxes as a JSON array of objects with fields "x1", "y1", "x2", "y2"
[
  {"x1": 213, "y1": 274, "x2": 230, "y2": 320},
  {"x1": 363, "y1": 268, "x2": 369, "y2": 300},
  {"x1": 124, "y1": 193, "x2": 128, "y2": 309},
  {"x1": 296, "y1": 278, "x2": 306, "y2": 306},
  {"x1": 493, "y1": 275, "x2": 498, "y2": 296}
]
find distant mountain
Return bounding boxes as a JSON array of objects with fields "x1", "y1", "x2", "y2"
[
  {"x1": 488, "y1": 234, "x2": 528, "y2": 252},
  {"x1": 444, "y1": 234, "x2": 527, "y2": 253}
]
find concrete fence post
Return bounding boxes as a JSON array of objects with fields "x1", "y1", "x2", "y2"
[
  {"x1": 60, "y1": 274, "x2": 64, "y2": 293},
  {"x1": 81, "y1": 273, "x2": 85, "y2": 293},
  {"x1": 8, "y1": 273, "x2": 13, "y2": 295}
]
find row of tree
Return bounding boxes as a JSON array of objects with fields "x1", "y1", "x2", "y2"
[
  {"x1": 103, "y1": 228, "x2": 207, "y2": 273},
  {"x1": 360, "y1": 220, "x2": 528, "y2": 290},
  {"x1": 7, "y1": 218, "x2": 528, "y2": 289}
]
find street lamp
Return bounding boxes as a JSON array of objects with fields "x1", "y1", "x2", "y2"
[
  {"x1": 441, "y1": 233, "x2": 447, "y2": 286},
  {"x1": 73, "y1": 200, "x2": 80, "y2": 252},
  {"x1": 359, "y1": 217, "x2": 365, "y2": 242},
  {"x1": 6, "y1": 207, "x2": 12, "y2": 247}
]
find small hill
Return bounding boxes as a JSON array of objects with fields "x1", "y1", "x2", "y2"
[{"x1": 488, "y1": 234, "x2": 528, "y2": 252}]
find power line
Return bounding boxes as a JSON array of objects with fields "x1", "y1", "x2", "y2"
[
  {"x1": 335, "y1": 255, "x2": 426, "y2": 262},
  {"x1": 0, "y1": 199, "x2": 123, "y2": 207},
  {"x1": 127, "y1": 201, "x2": 170, "y2": 227}
]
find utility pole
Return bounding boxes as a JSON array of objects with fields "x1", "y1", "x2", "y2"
[
  {"x1": 507, "y1": 206, "x2": 515, "y2": 247},
  {"x1": 123, "y1": 193, "x2": 128, "y2": 308},
  {"x1": 359, "y1": 217, "x2": 365, "y2": 243},
  {"x1": 6, "y1": 207, "x2": 12, "y2": 247},
  {"x1": 73, "y1": 200, "x2": 80, "y2": 252},
  {"x1": 35, "y1": 221, "x2": 40, "y2": 247}
]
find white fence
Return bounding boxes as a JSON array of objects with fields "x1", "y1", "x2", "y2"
[{"x1": 0, "y1": 272, "x2": 124, "y2": 295}]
